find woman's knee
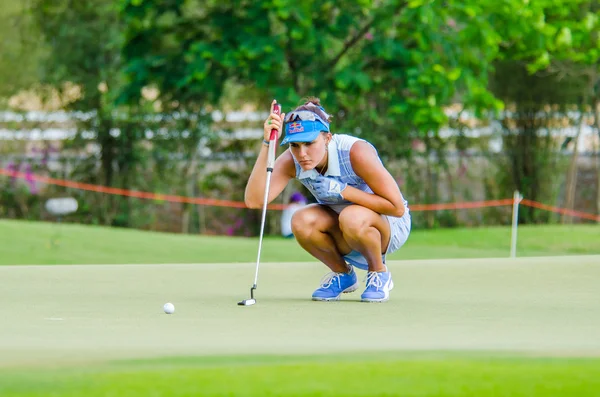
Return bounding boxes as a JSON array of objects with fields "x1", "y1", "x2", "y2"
[
  {"x1": 291, "y1": 207, "x2": 328, "y2": 239},
  {"x1": 338, "y1": 206, "x2": 371, "y2": 237}
]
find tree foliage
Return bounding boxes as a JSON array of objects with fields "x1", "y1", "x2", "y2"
[
  {"x1": 120, "y1": 0, "x2": 546, "y2": 157},
  {"x1": 489, "y1": 0, "x2": 600, "y2": 223},
  {"x1": 3, "y1": 0, "x2": 597, "y2": 231},
  {"x1": 26, "y1": 0, "x2": 212, "y2": 229},
  {"x1": 0, "y1": 0, "x2": 44, "y2": 103}
]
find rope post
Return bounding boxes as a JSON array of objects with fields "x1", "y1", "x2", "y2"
[{"x1": 510, "y1": 191, "x2": 522, "y2": 258}]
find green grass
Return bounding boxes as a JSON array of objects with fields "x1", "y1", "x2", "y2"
[
  {"x1": 0, "y1": 219, "x2": 598, "y2": 265},
  {"x1": 1, "y1": 355, "x2": 599, "y2": 397},
  {"x1": 3, "y1": 256, "x2": 597, "y2": 369},
  {"x1": 0, "y1": 219, "x2": 598, "y2": 396}
]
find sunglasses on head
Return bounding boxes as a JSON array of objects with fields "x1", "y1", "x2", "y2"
[{"x1": 284, "y1": 110, "x2": 330, "y2": 127}]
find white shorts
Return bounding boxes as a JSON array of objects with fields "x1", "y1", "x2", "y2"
[{"x1": 342, "y1": 210, "x2": 412, "y2": 270}]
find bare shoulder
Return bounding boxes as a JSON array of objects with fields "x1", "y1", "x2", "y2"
[{"x1": 349, "y1": 140, "x2": 381, "y2": 171}]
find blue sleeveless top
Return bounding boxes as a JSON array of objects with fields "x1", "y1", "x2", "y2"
[{"x1": 293, "y1": 134, "x2": 406, "y2": 214}]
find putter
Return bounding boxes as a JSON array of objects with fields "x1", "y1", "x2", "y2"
[{"x1": 238, "y1": 102, "x2": 282, "y2": 306}]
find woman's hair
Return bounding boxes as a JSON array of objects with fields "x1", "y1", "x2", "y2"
[{"x1": 292, "y1": 96, "x2": 332, "y2": 123}]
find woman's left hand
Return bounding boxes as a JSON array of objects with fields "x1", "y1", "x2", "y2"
[{"x1": 311, "y1": 175, "x2": 347, "y2": 201}]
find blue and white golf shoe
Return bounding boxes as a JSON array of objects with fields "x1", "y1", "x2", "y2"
[
  {"x1": 312, "y1": 268, "x2": 358, "y2": 301},
  {"x1": 361, "y1": 271, "x2": 394, "y2": 302}
]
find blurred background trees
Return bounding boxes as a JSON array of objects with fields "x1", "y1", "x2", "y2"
[{"x1": 0, "y1": 0, "x2": 598, "y2": 234}]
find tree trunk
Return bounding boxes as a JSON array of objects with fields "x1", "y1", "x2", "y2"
[
  {"x1": 510, "y1": 110, "x2": 539, "y2": 223},
  {"x1": 423, "y1": 134, "x2": 435, "y2": 228},
  {"x1": 595, "y1": 97, "x2": 600, "y2": 223},
  {"x1": 98, "y1": 123, "x2": 115, "y2": 226},
  {"x1": 181, "y1": 154, "x2": 199, "y2": 234},
  {"x1": 562, "y1": 108, "x2": 585, "y2": 224},
  {"x1": 435, "y1": 137, "x2": 458, "y2": 226},
  {"x1": 197, "y1": 204, "x2": 207, "y2": 234}
]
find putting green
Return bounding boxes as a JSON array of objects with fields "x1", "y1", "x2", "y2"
[
  {"x1": 1, "y1": 256, "x2": 599, "y2": 367},
  {"x1": 2, "y1": 355, "x2": 600, "y2": 397}
]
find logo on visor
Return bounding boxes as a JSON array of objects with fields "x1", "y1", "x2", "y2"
[{"x1": 289, "y1": 122, "x2": 304, "y2": 134}]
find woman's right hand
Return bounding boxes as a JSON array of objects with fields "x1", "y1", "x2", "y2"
[{"x1": 263, "y1": 99, "x2": 286, "y2": 143}]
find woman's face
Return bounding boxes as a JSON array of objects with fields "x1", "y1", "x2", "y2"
[{"x1": 289, "y1": 133, "x2": 330, "y2": 171}]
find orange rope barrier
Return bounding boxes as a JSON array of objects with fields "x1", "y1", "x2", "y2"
[
  {"x1": 0, "y1": 168, "x2": 286, "y2": 210},
  {"x1": 520, "y1": 198, "x2": 600, "y2": 222},
  {"x1": 410, "y1": 199, "x2": 514, "y2": 211},
  {"x1": 2, "y1": 168, "x2": 599, "y2": 220}
]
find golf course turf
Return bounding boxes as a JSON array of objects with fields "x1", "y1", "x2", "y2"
[{"x1": 0, "y1": 220, "x2": 598, "y2": 396}]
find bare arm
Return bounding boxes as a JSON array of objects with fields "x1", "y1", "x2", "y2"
[
  {"x1": 244, "y1": 100, "x2": 295, "y2": 208},
  {"x1": 341, "y1": 141, "x2": 406, "y2": 217},
  {"x1": 244, "y1": 148, "x2": 296, "y2": 209}
]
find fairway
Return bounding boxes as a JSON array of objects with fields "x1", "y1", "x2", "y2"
[
  {"x1": 1, "y1": 256, "x2": 599, "y2": 367},
  {"x1": 1, "y1": 219, "x2": 599, "y2": 265}
]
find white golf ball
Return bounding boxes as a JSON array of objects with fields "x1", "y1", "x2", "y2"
[{"x1": 163, "y1": 302, "x2": 175, "y2": 314}]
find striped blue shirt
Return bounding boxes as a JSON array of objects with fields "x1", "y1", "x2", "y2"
[{"x1": 294, "y1": 134, "x2": 407, "y2": 214}]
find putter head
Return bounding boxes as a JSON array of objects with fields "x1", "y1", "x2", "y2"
[{"x1": 237, "y1": 286, "x2": 257, "y2": 306}]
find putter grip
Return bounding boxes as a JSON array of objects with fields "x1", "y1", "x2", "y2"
[{"x1": 266, "y1": 103, "x2": 281, "y2": 171}]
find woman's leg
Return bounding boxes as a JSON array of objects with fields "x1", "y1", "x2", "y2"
[
  {"x1": 292, "y1": 204, "x2": 360, "y2": 301},
  {"x1": 338, "y1": 205, "x2": 391, "y2": 273},
  {"x1": 291, "y1": 204, "x2": 352, "y2": 273}
]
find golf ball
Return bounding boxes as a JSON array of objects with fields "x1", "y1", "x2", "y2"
[{"x1": 163, "y1": 302, "x2": 175, "y2": 314}]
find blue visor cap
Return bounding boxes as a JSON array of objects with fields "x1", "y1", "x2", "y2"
[{"x1": 280, "y1": 110, "x2": 330, "y2": 146}]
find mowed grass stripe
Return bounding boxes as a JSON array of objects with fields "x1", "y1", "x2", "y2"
[
  {"x1": 0, "y1": 219, "x2": 599, "y2": 265},
  {"x1": 1, "y1": 356, "x2": 600, "y2": 397}
]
